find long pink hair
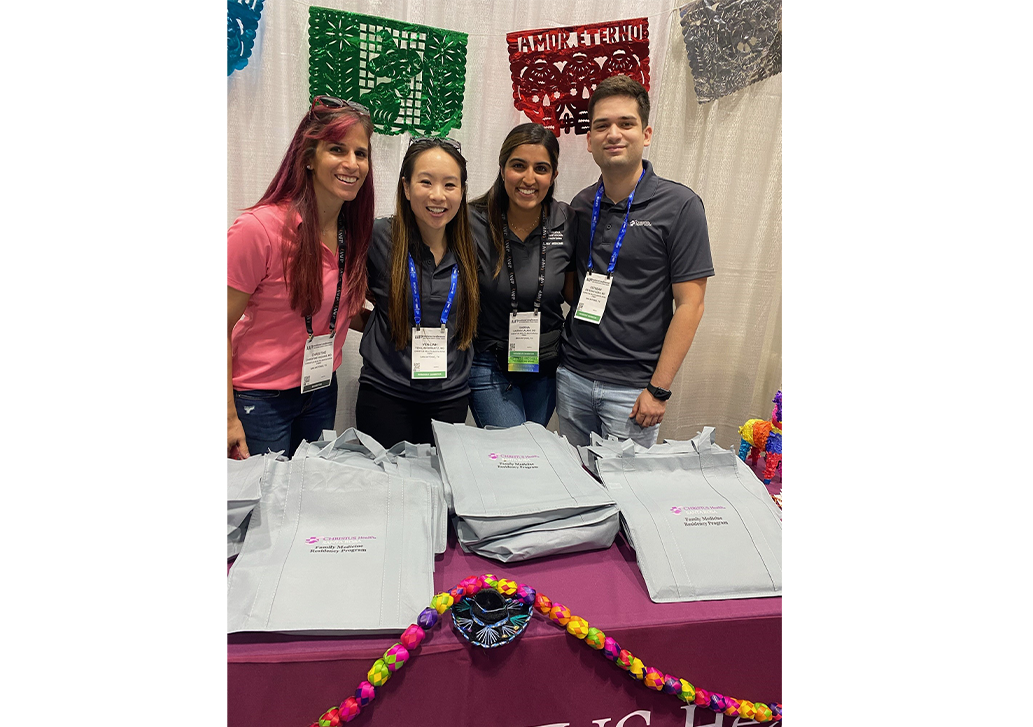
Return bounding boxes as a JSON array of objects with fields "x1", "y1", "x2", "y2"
[{"x1": 252, "y1": 104, "x2": 375, "y2": 319}]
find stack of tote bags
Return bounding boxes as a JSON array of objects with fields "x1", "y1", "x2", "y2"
[
  {"x1": 227, "y1": 429, "x2": 444, "y2": 634},
  {"x1": 584, "y1": 427, "x2": 782, "y2": 603},
  {"x1": 432, "y1": 421, "x2": 620, "y2": 562}
]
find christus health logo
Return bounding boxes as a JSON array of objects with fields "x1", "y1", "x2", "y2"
[
  {"x1": 305, "y1": 535, "x2": 378, "y2": 544},
  {"x1": 669, "y1": 505, "x2": 727, "y2": 515}
]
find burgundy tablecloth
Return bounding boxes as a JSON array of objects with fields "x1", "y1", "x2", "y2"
[{"x1": 228, "y1": 460, "x2": 782, "y2": 727}]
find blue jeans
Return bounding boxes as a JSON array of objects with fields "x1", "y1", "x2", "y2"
[
  {"x1": 468, "y1": 350, "x2": 556, "y2": 428},
  {"x1": 555, "y1": 366, "x2": 659, "y2": 448},
  {"x1": 233, "y1": 373, "x2": 338, "y2": 457}
]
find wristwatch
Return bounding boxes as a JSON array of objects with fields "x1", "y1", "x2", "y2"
[{"x1": 646, "y1": 383, "x2": 672, "y2": 401}]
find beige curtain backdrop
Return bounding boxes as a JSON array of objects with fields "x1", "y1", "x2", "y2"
[{"x1": 227, "y1": 0, "x2": 781, "y2": 450}]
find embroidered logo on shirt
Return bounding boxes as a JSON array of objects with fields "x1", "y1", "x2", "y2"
[
  {"x1": 543, "y1": 230, "x2": 565, "y2": 247},
  {"x1": 629, "y1": 219, "x2": 653, "y2": 227}
]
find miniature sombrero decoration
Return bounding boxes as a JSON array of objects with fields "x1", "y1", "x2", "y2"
[{"x1": 450, "y1": 579, "x2": 532, "y2": 648}]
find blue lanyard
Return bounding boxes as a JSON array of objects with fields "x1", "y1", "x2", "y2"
[
  {"x1": 587, "y1": 170, "x2": 644, "y2": 275},
  {"x1": 408, "y1": 253, "x2": 459, "y2": 328}
]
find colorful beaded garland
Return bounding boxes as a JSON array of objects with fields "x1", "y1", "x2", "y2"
[
  {"x1": 382, "y1": 643, "x2": 408, "y2": 671},
  {"x1": 399, "y1": 624, "x2": 424, "y2": 650},
  {"x1": 548, "y1": 603, "x2": 572, "y2": 626},
  {"x1": 585, "y1": 627, "x2": 606, "y2": 649},
  {"x1": 354, "y1": 681, "x2": 375, "y2": 707},
  {"x1": 306, "y1": 574, "x2": 782, "y2": 725}
]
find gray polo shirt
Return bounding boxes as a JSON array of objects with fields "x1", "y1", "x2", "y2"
[
  {"x1": 358, "y1": 216, "x2": 473, "y2": 402},
  {"x1": 470, "y1": 201, "x2": 576, "y2": 354},
  {"x1": 560, "y1": 160, "x2": 714, "y2": 388}
]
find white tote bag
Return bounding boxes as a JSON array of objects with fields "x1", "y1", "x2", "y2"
[
  {"x1": 433, "y1": 421, "x2": 619, "y2": 560},
  {"x1": 298, "y1": 429, "x2": 447, "y2": 554},
  {"x1": 594, "y1": 427, "x2": 781, "y2": 603},
  {"x1": 227, "y1": 454, "x2": 434, "y2": 634},
  {"x1": 386, "y1": 441, "x2": 448, "y2": 554},
  {"x1": 432, "y1": 421, "x2": 617, "y2": 541},
  {"x1": 227, "y1": 453, "x2": 287, "y2": 558},
  {"x1": 455, "y1": 504, "x2": 620, "y2": 562}
]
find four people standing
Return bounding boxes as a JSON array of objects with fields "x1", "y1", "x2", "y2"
[{"x1": 228, "y1": 75, "x2": 713, "y2": 453}]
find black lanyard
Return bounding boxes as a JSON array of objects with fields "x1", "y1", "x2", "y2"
[
  {"x1": 501, "y1": 206, "x2": 548, "y2": 316},
  {"x1": 305, "y1": 225, "x2": 346, "y2": 337}
]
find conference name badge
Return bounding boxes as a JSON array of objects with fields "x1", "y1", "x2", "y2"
[
  {"x1": 301, "y1": 334, "x2": 334, "y2": 393},
  {"x1": 411, "y1": 327, "x2": 448, "y2": 379},
  {"x1": 573, "y1": 271, "x2": 613, "y2": 324},
  {"x1": 507, "y1": 311, "x2": 541, "y2": 372}
]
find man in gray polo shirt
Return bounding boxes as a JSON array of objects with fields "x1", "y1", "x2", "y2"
[{"x1": 557, "y1": 75, "x2": 714, "y2": 448}]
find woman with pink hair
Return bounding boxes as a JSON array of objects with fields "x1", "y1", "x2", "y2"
[{"x1": 227, "y1": 97, "x2": 375, "y2": 458}]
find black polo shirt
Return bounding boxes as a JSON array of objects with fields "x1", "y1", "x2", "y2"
[
  {"x1": 358, "y1": 217, "x2": 473, "y2": 402},
  {"x1": 560, "y1": 160, "x2": 715, "y2": 388},
  {"x1": 470, "y1": 201, "x2": 576, "y2": 354}
]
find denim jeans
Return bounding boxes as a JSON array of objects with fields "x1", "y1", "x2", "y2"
[
  {"x1": 555, "y1": 366, "x2": 659, "y2": 448},
  {"x1": 468, "y1": 350, "x2": 556, "y2": 428},
  {"x1": 233, "y1": 373, "x2": 338, "y2": 458}
]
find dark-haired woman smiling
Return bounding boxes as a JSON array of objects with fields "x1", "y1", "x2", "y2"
[
  {"x1": 354, "y1": 138, "x2": 479, "y2": 448},
  {"x1": 468, "y1": 123, "x2": 575, "y2": 428}
]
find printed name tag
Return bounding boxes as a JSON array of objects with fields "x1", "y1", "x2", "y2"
[
  {"x1": 301, "y1": 334, "x2": 334, "y2": 393},
  {"x1": 412, "y1": 327, "x2": 448, "y2": 379},
  {"x1": 573, "y1": 271, "x2": 613, "y2": 324},
  {"x1": 508, "y1": 312, "x2": 541, "y2": 372}
]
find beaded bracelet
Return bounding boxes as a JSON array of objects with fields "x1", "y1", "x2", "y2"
[{"x1": 309, "y1": 574, "x2": 783, "y2": 726}]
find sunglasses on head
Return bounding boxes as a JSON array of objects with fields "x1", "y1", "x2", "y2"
[
  {"x1": 408, "y1": 136, "x2": 462, "y2": 153},
  {"x1": 309, "y1": 95, "x2": 371, "y2": 118}
]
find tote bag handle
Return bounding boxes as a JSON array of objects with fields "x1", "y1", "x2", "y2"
[{"x1": 318, "y1": 427, "x2": 391, "y2": 467}]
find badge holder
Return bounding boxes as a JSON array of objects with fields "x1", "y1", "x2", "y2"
[
  {"x1": 411, "y1": 324, "x2": 448, "y2": 379},
  {"x1": 301, "y1": 331, "x2": 335, "y2": 393},
  {"x1": 573, "y1": 271, "x2": 613, "y2": 324},
  {"x1": 507, "y1": 311, "x2": 541, "y2": 372}
]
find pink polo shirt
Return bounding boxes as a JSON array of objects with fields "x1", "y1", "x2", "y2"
[{"x1": 228, "y1": 204, "x2": 352, "y2": 391}]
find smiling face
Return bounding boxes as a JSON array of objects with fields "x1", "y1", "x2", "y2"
[
  {"x1": 587, "y1": 95, "x2": 652, "y2": 174},
  {"x1": 310, "y1": 123, "x2": 370, "y2": 209},
  {"x1": 402, "y1": 147, "x2": 464, "y2": 239},
  {"x1": 502, "y1": 143, "x2": 557, "y2": 217}
]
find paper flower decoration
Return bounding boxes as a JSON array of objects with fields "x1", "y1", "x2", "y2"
[
  {"x1": 308, "y1": 7, "x2": 469, "y2": 137},
  {"x1": 506, "y1": 18, "x2": 650, "y2": 136}
]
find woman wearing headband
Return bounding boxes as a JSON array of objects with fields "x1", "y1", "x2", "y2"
[
  {"x1": 468, "y1": 123, "x2": 575, "y2": 428},
  {"x1": 227, "y1": 96, "x2": 374, "y2": 458},
  {"x1": 354, "y1": 137, "x2": 479, "y2": 448}
]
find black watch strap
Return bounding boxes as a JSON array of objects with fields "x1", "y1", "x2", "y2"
[{"x1": 646, "y1": 383, "x2": 672, "y2": 401}]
